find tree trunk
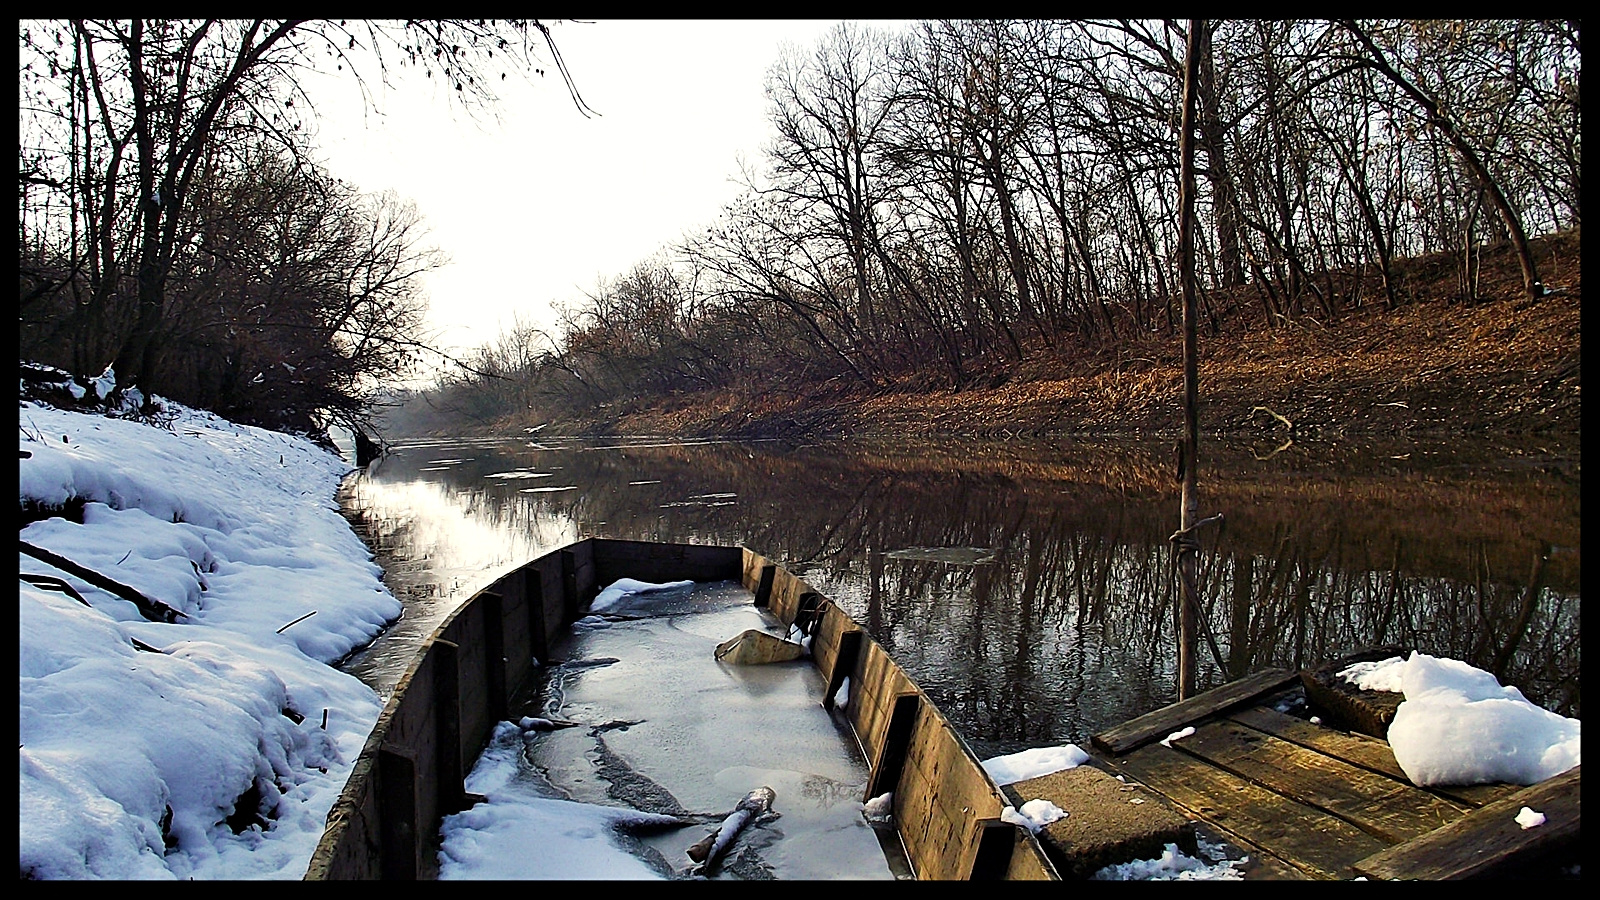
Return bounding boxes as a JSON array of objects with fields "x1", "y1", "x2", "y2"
[{"x1": 1340, "y1": 20, "x2": 1541, "y2": 300}]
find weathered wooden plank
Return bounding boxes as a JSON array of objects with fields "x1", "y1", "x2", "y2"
[
  {"x1": 559, "y1": 549, "x2": 579, "y2": 623},
  {"x1": 1002, "y1": 831, "x2": 1060, "y2": 880},
  {"x1": 1352, "y1": 766, "x2": 1580, "y2": 880},
  {"x1": 591, "y1": 538, "x2": 742, "y2": 584},
  {"x1": 432, "y1": 639, "x2": 466, "y2": 819},
  {"x1": 1175, "y1": 719, "x2": 1467, "y2": 843},
  {"x1": 1104, "y1": 742, "x2": 1388, "y2": 879},
  {"x1": 523, "y1": 567, "x2": 549, "y2": 665},
  {"x1": 824, "y1": 629, "x2": 863, "y2": 712},
  {"x1": 807, "y1": 601, "x2": 847, "y2": 684},
  {"x1": 480, "y1": 591, "x2": 507, "y2": 721},
  {"x1": 766, "y1": 565, "x2": 812, "y2": 625},
  {"x1": 969, "y1": 821, "x2": 1023, "y2": 879},
  {"x1": 377, "y1": 748, "x2": 418, "y2": 880},
  {"x1": 1189, "y1": 825, "x2": 1312, "y2": 880},
  {"x1": 753, "y1": 563, "x2": 776, "y2": 608},
  {"x1": 1092, "y1": 669, "x2": 1298, "y2": 756},
  {"x1": 1299, "y1": 646, "x2": 1408, "y2": 738},
  {"x1": 848, "y1": 638, "x2": 917, "y2": 769},
  {"x1": 895, "y1": 707, "x2": 1006, "y2": 881},
  {"x1": 1227, "y1": 706, "x2": 1521, "y2": 809}
]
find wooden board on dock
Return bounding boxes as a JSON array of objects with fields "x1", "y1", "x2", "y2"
[
  {"x1": 1352, "y1": 765, "x2": 1580, "y2": 880},
  {"x1": 1091, "y1": 668, "x2": 1299, "y2": 756},
  {"x1": 1090, "y1": 673, "x2": 1580, "y2": 880}
]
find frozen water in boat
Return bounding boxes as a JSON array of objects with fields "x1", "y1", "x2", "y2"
[{"x1": 510, "y1": 579, "x2": 902, "y2": 879}]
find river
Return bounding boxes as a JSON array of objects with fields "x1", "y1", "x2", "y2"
[{"x1": 336, "y1": 431, "x2": 1580, "y2": 762}]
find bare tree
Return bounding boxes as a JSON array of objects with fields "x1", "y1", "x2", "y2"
[
  {"x1": 1336, "y1": 19, "x2": 1542, "y2": 300},
  {"x1": 19, "y1": 18, "x2": 590, "y2": 407}
]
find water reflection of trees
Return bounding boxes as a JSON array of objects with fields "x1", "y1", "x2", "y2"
[{"x1": 363, "y1": 437, "x2": 1580, "y2": 757}]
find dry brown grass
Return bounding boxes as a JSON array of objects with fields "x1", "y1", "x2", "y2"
[{"x1": 569, "y1": 229, "x2": 1581, "y2": 442}]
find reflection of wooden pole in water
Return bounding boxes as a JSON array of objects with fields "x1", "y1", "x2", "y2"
[
  {"x1": 1175, "y1": 19, "x2": 1205, "y2": 700},
  {"x1": 1228, "y1": 554, "x2": 1252, "y2": 679},
  {"x1": 867, "y1": 549, "x2": 885, "y2": 636},
  {"x1": 1492, "y1": 540, "x2": 1551, "y2": 678}
]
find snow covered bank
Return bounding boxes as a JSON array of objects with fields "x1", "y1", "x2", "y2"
[{"x1": 20, "y1": 394, "x2": 401, "y2": 879}]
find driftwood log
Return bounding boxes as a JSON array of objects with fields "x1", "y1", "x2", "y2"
[{"x1": 686, "y1": 786, "x2": 776, "y2": 871}]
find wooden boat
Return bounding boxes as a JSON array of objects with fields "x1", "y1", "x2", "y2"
[
  {"x1": 304, "y1": 537, "x2": 1578, "y2": 880},
  {"x1": 304, "y1": 538, "x2": 1060, "y2": 880}
]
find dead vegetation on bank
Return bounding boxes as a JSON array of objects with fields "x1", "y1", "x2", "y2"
[{"x1": 563, "y1": 230, "x2": 1579, "y2": 443}]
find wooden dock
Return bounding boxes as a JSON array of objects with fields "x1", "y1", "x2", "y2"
[{"x1": 1085, "y1": 669, "x2": 1581, "y2": 879}]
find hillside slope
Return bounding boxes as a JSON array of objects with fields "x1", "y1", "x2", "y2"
[{"x1": 518, "y1": 230, "x2": 1581, "y2": 443}]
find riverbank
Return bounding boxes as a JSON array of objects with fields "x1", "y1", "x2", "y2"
[
  {"x1": 528, "y1": 231, "x2": 1579, "y2": 444},
  {"x1": 17, "y1": 387, "x2": 721, "y2": 880},
  {"x1": 19, "y1": 388, "x2": 397, "y2": 878}
]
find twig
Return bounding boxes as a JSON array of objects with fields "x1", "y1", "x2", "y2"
[
  {"x1": 1250, "y1": 405, "x2": 1296, "y2": 434},
  {"x1": 20, "y1": 572, "x2": 91, "y2": 607},
  {"x1": 277, "y1": 610, "x2": 318, "y2": 633},
  {"x1": 20, "y1": 573, "x2": 165, "y2": 652}
]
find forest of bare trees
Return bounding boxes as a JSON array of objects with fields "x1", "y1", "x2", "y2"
[
  {"x1": 419, "y1": 19, "x2": 1578, "y2": 433},
  {"x1": 18, "y1": 19, "x2": 585, "y2": 435}
]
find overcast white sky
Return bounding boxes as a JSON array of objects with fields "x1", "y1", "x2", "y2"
[{"x1": 303, "y1": 20, "x2": 904, "y2": 374}]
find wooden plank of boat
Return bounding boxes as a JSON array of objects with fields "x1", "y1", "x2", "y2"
[
  {"x1": 1103, "y1": 741, "x2": 1389, "y2": 879},
  {"x1": 1226, "y1": 706, "x2": 1522, "y2": 809},
  {"x1": 1091, "y1": 668, "x2": 1299, "y2": 756},
  {"x1": 1351, "y1": 765, "x2": 1580, "y2": 880},
  {"x1": 1188, "y1": 827, "x2": 1312, "y2": 880},
  {"x1": 1169, "y1": 718, "x2": 1469, "y2": 843}
]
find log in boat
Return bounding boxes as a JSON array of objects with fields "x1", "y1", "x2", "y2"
[{"x1": 304, "y1": 538, "x2": 1061, "y2": 880}]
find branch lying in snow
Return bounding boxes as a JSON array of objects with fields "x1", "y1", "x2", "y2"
[
  {"x1": 20, "y1": 572, "x2": 92, "y2": 608},
  {"x1": 19, "y1": 540, "x2": 188, "y2": 623},
  {"x1": 276, "y1": 610, "x2": 318, "y2": 633},
  {"x1": 20, "y1": 573, "x2": 167, "y2": 652}
]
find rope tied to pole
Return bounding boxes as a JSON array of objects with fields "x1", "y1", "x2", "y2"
[
  {"x1": 1169, "y1": 512, "x2": 1225, "y2": 551},
  {"x1": 1169, "y1": 512, "x2": 1229, "y2": 678}
]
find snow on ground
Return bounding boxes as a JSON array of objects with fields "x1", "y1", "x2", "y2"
[{"x1": 20, "y1": 390, "x2": 399, "y2": 879}]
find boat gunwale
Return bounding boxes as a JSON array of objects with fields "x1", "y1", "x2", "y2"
[{"x1": 306, "y1": 537, "x2": 1059, "y2": 881}]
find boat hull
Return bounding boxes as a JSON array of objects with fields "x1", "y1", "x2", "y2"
[{"x1": 305, "y1": 538, "x2": 1057, "y2": 880}]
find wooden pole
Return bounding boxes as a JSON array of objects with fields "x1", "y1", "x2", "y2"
[{"x1": 1176, "y1": 19, "x2": 1206, "y2": 701}]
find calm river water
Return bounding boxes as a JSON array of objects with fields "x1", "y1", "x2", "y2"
[{"x1": 337, "y1": 432, "x2": 1579, "y2": 761}]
